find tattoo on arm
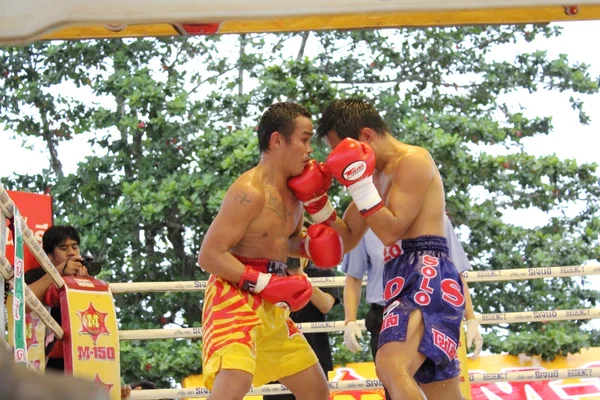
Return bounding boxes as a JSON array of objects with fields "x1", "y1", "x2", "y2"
[{"x1": 235, "y1": 192, "x2": 252, "y2": 206}]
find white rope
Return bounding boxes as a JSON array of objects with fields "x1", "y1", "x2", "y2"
[
  {"x1": 109, "y1": 277, "x2": 347, "y2": 293},
  {"x1": 469, "y1": 367, "x2": 600, "y2": 383},
  {"x1": 463, "y1": 265, "x2": 600, "y2": 282},
  {"x1": 119, "y1": 307, "x2": 600, "y2": 340},
  {"x1": 16, "y1": 218, "x2": 64, "y2": 288},
  {"x1": 119, "y1": 327, "x2": 204, "y2": 341},
  {"x1": 0, "y1": 186, "x2": 64, "y2": 288},
  {"x1": 111, "y1": 281, "x2": 208, "y2": 293},
  {"x1": 22, "y1": 285, "x2": 64, "y2": 339},
  {"x1": 0, "y1": 252, "x2": 14, "y2": 280},
  {"x1": 0, "y1": 252, "x2": 64, "y2": 338},
  {"x1": 128, "y1": 379, "x2": 384, "y2": 399},
  {"x1": 477, "y1": 308, "x2": 600, "y2": 324},
  {"x1": 127, "y1": 368, "x2": 600, "y2": 399},
  {"x1": 109, "y1": 265, "x2": 600, "y2": 293},
  {"x1": 0, "y1": 185, "x2": 15, "y2": 218},
  {"x1": 119, "y1": 320, "x2": 367, "y2": 340}
]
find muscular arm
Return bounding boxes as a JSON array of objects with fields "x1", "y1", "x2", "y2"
[
  {"x1": 197, "y1": 182, "x2": 264, "y2": 283},
  {"x1": 310, "y1": 287, "x2": 336, "y2": 314},
  {"x1": 343, "y1": 275, "x2": 363, "y2": 324},
  {"x1": 288, "y1": 263, "x2": 337, "y2": 313},
  {"x1": 364, "y1": 154, "x2": 435, "y2": 246},
  {"x1": 329, "y1": 202, "x2": 368, "y2": 252}
]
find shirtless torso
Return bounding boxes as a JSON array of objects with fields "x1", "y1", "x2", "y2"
[
  {"x1": 198, "y1": 104, "x2": 336, "y2": 400},
  {"x1": 229, "y1": 166, "x2": 304, "y2": 263},
  {"x1": 318, "y1": 98, "x2": 465, "y2": 400}
]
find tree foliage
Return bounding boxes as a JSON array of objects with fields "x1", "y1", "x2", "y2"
[{"x1": 1, "y1": 24, "x2": 599, "y2": 385}]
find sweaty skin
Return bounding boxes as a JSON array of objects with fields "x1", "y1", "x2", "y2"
[
  {"x1": 198, "y1": 117, "x2": 313, "y2": 283},
  {"x1": 326, "y1": 127, "x2": 463, "y2": 400},
  {"x1": 327, "y1": 129, "x2": 446, "y2": 250},
  {"x1": 198, "y1": 112, "x2": 330, "y2": 400}
]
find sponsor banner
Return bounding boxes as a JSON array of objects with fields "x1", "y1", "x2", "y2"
[
  {"x1": 183, "y1": 346, "x2": 600, "y2": 399},
  {"x1": 469, "y1": 347, "x2": 600, "y2": 399},
  {"x1": 62, "y1": 277, "x2": 120, "y2": 400},
  {"x1": 4, "y1": 190, "x2": 53, "y2": 272},
  {"x1": 25, "y1": 312, "x2": 46, "y2": 372},
  {"x1": 11, "y1": 211, "x2": 27, "y2": 365}
]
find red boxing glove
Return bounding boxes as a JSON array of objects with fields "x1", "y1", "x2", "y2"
[
  {"x1": 287, "y1": 160, "x2": 337, "y2": 225},
  {"x1": 327, "y1": 138, "x2": 383, "y2": 217},
  {"x1": 301, "y1": 224, "x2": 343, "y2": 269},
  {"x1": 43, "y1": 284, "x2": 61, "y2": 308},
  {"x1": 239, "y1": 266, "x2": 312, "y2": 312}
]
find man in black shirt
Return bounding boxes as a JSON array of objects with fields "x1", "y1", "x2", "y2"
[{"x1": 265, "y1": 257, "x2": 341, "y2": 399}]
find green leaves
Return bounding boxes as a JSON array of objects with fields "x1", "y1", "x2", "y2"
[{"x1": 2, "y1": 23, "x2": 599, "y2": 381}]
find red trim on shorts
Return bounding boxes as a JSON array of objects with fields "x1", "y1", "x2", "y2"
[{"x1": 233, "y1": 255, "x2": 275, "y2": 274}]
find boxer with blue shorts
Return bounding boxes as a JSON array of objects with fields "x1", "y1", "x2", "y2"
[
  {"x1": 379, "y1": 236, "x2": 465, "y2": 384},
  {"x1": 318, "y1": 98, "x2": 469, "y2": 399}
]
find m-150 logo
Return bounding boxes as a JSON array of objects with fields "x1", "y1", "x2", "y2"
[{"x1": 77, "y1": 302, "x2": 110, "y2": 344}]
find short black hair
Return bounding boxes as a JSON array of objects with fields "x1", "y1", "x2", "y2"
[
  {"x1": 317, "y1": 98, "x2": 388, "y2": 140},
  {"x1": 257, "y1": 102, "x2": 311, "y2": 153},
  {"x1": 42, "y1": 226, "x2": 81, "y2": 255}
]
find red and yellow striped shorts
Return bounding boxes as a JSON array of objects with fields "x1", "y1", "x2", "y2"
[{"x1": 201, "y1": 263, "x2": 318, "y2": 390}]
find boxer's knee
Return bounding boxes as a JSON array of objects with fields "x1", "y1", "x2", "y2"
[{"x1": 208, "y1": 369, "x2": 253, "y2": 400}]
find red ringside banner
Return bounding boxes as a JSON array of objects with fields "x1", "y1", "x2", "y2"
[{"x1": 4, "y1": 190, "x2": 53, "y2": 271}]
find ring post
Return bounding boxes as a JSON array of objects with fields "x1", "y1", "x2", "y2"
[{"x1": 458, "y1": 325, "x2": 472, "y2": 400}]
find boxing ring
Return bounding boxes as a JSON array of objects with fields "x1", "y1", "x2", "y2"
[{"x1": 2, "y1": 185, "x2": 600, "y2": 399}]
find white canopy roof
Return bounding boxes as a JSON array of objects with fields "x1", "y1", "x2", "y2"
[{"x1": 1, "y1": 0, "x2": 600, "y2": 45}]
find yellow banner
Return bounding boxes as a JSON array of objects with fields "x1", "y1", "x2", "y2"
[
  {"x1": 469, "y1": 348, "x2": 600, "y2": 399},
  {"x1": 62, "y1": 277, "x2": 121, "y2": 400}
]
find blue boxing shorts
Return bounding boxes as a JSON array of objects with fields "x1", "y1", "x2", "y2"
[{"x1": 379, "y1": 235, "x2": 465, "y2": 384}]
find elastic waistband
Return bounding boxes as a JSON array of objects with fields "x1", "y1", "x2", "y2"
[
  {"x1": 234, "y1": 255, "x2": 287, "y2": 275},
  {"x1": 400, "y1": 235, "x2": 449, "y2": 254}
]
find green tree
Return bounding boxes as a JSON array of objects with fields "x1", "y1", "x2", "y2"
[{"x1": 1, "y1": 24, "x2": 599, "y2": 386}]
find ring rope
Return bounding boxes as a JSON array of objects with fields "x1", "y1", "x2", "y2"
[
  {"x1": 118, "y1": 308, "x2": 600, "y2": 340},
  {"x1": 109, "y1": 265, "x2": 600, "y2": 294},
  {"x1": 0, "y1": 252, "x2": 64, "y2": 338},
  {"x1": 127, "y1": 368, "x2": 600, "y2": 399},
  {"x1": 0, "y1": 186, "x2": 64, "y2": 288},
  {"x1": 16, "y1": 217, "x2": 64, "y2": 288},
  {"x1": 0, "y1": 186, "x2": 15, "y2": 219},
  {"x1": 3, "y1": 183, "x2": 599, "y2": 393}
]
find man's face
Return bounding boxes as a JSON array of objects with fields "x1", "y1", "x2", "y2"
[
  {"x1": 284, "y1": 116, "x2": 314, "y2": 176},
  {"x1": 48, "y1": 238, "x2": 80, "y2": 266},
  {"x1": 325, "y1": 130, "x2": 343, "y2": 150}
]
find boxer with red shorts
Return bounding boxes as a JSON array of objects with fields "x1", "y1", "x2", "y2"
[
  {"x1": 306, "y1": 98, "x2": 466, "y2": 400},
  {"x1": 198, "y1": 102, "x2": 343, "y2": 400}
]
